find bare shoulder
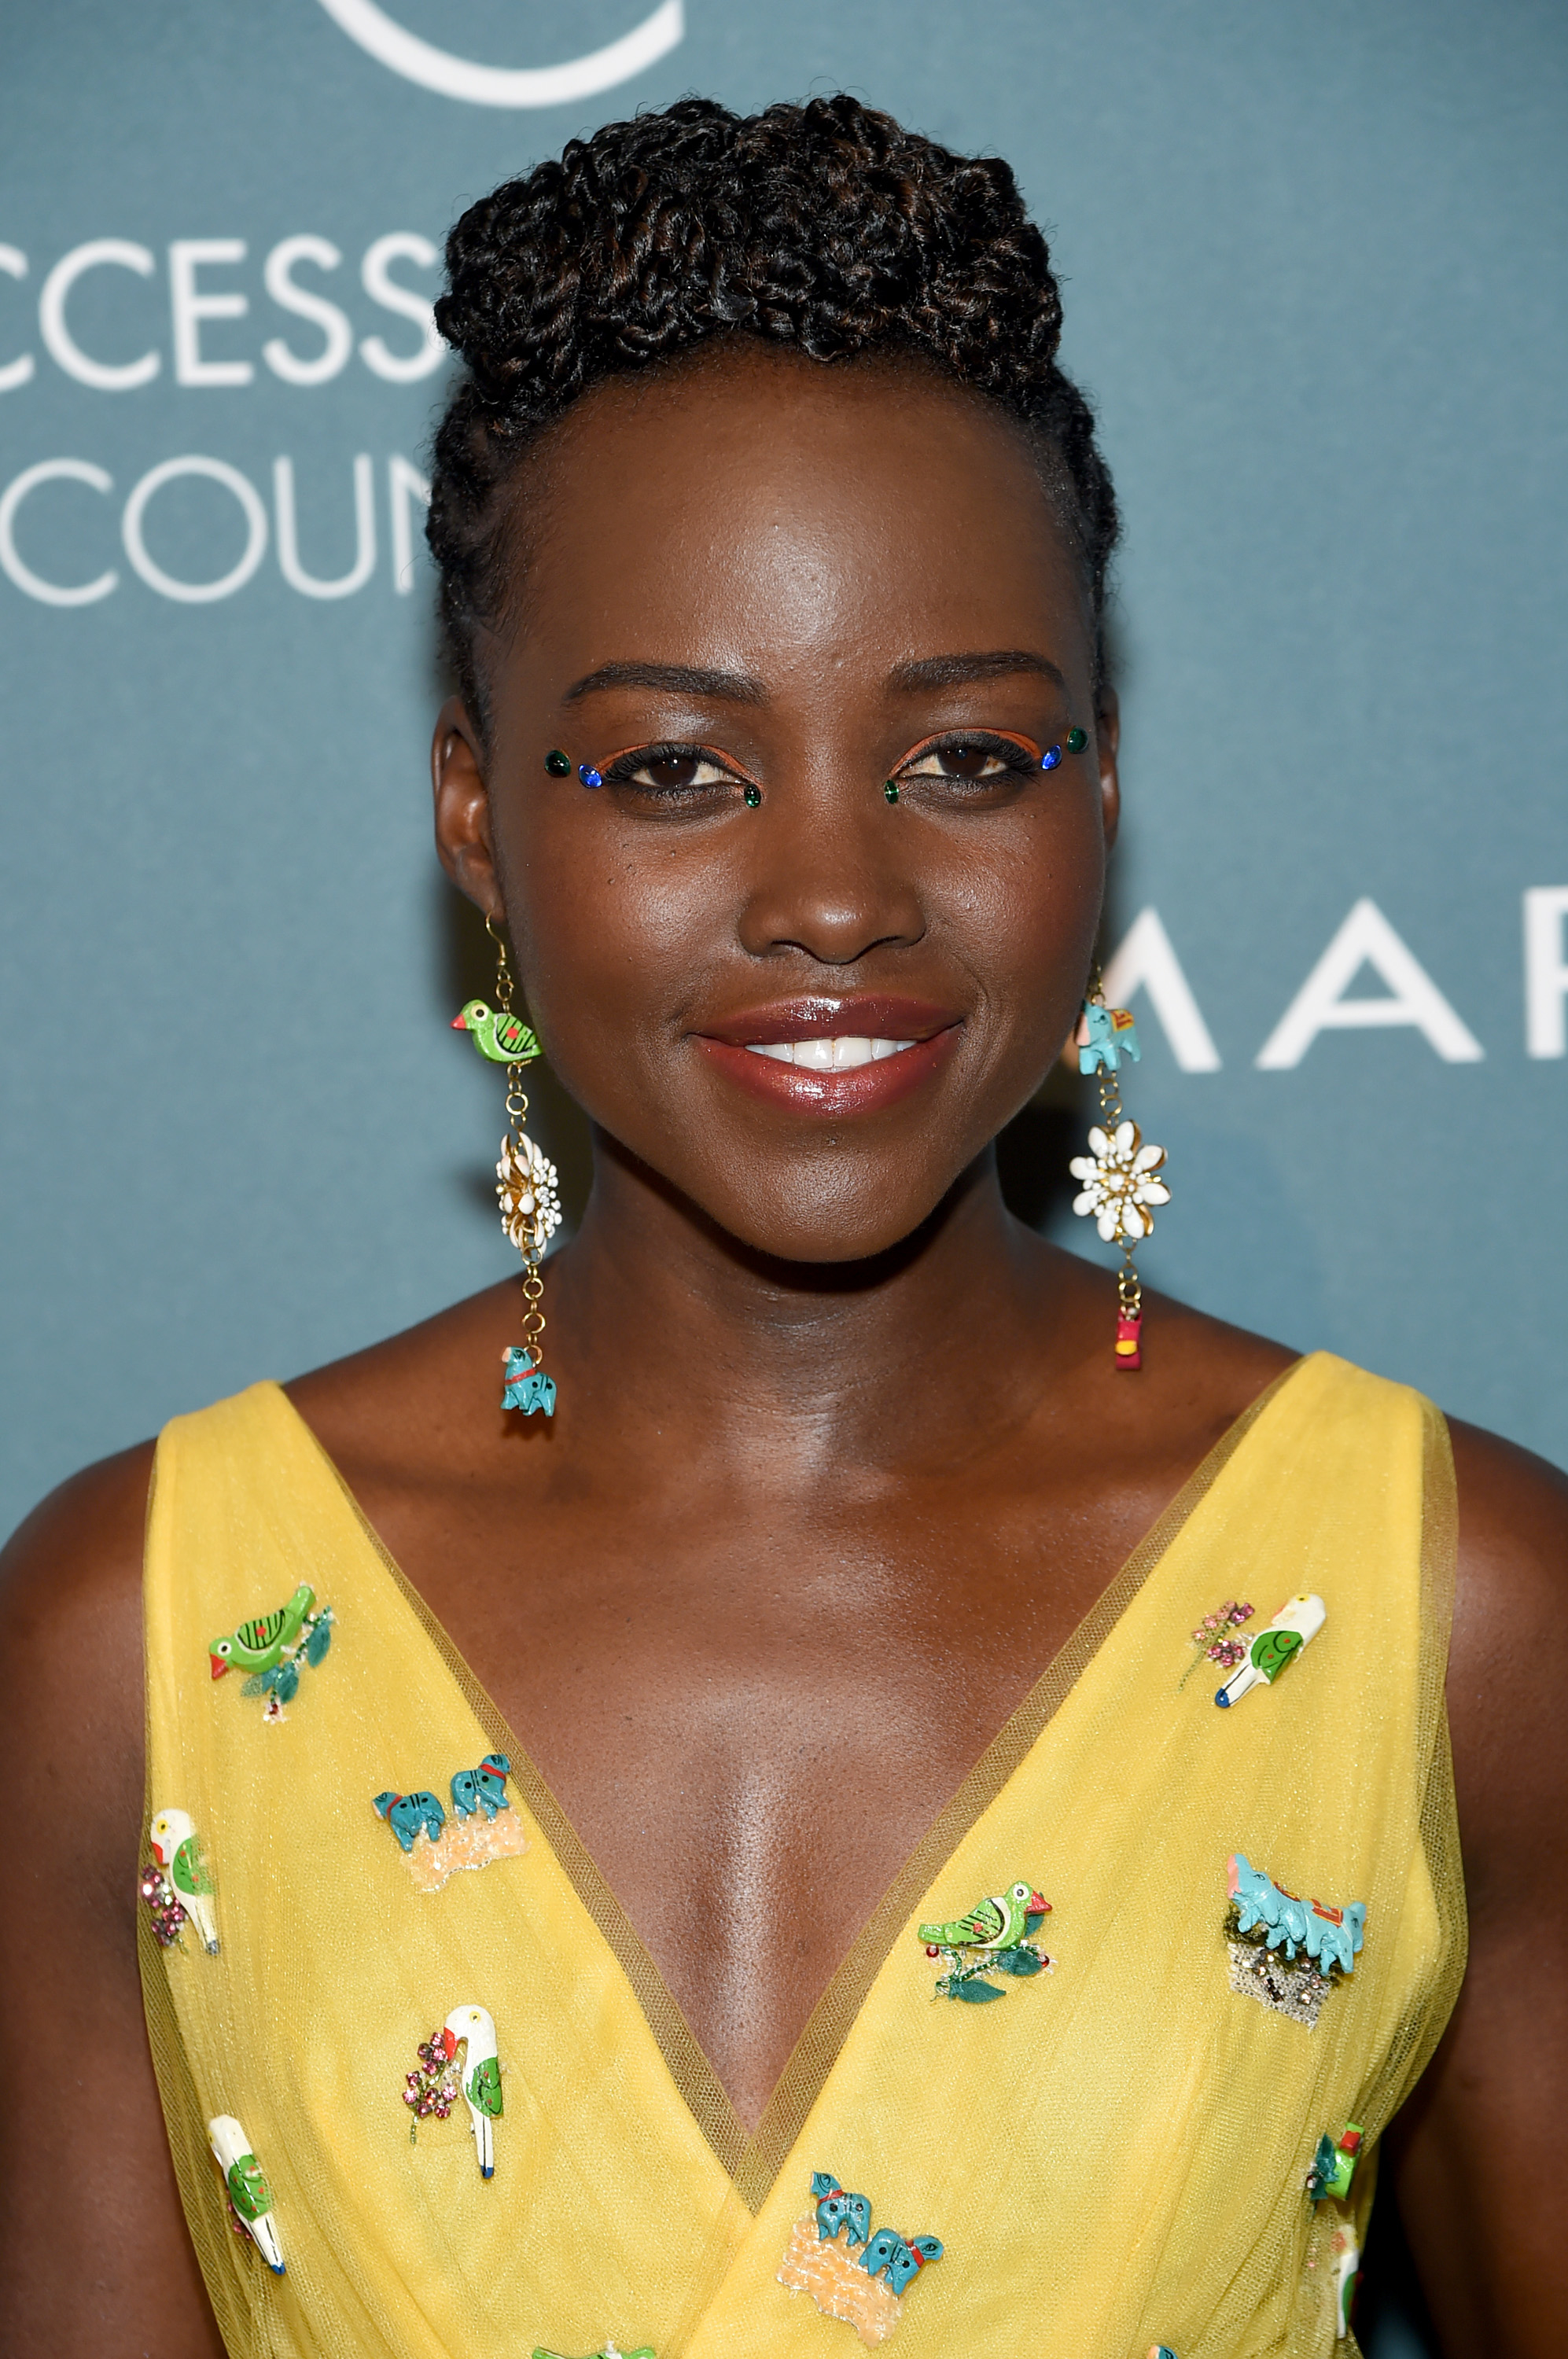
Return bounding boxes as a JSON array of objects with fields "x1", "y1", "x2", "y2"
[
  {"x1": 1141, "y1": 1283, "x2": 1298, "y2": 1397},
  {"x1": 1445, "y1": 1418, "x2": 1568, "y2": 1892},
  {"x1": 1030, "y1": 1240, "x2": 1299, "y2": 1427},
  {"x1": 0, "y1": 1436, "x2": 154, "y2": 1951},
  {"x1": 0, "y1": 1442, "x2": 224, "y2": 2354},
  {"x1": 1078, "y1": 1277, "x2": 1300, "y2": 1485},
  {"x1": 1448, "y1": 1413, "x2": 1568, "y2": 1595},
  {"x1": 285, "y1": 1279, "x2": 513, "y2": 1489},
  {"x1": 0, "y1": 1438, "x2": 154, "y2": 1767},
  {"x1": 1382, "y1": 1430, "x2": 1568, "y2": 2349}
]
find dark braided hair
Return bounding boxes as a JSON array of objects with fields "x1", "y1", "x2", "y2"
[{"x1": 429, "y1": 94, "x2": 1118, "y2": 731}]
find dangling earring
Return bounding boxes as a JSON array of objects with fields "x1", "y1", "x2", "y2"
[
  {"x1": 1068, "y1": 973, "x2": 1170, "y2": 1369},
  {"x1": 451, "y1": 919, "x2": 562, "y2": 1415}
]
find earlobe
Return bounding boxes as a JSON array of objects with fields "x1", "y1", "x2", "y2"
[{"x1": 432, "y1": 695, "x2": 502, "y2": 918}]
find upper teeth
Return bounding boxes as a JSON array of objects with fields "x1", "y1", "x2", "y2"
[{"x1": 743, "y1": 1036, "x2": 916, "y2": 1069}]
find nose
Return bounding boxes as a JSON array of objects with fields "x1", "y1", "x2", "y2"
[{"x1": 736, "y1": 793, "x2": 926, "y2": 967}]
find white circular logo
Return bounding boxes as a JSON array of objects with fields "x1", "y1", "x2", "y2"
[{"x1": 315, "y1": 0, "x2": 684, "y2": 107}]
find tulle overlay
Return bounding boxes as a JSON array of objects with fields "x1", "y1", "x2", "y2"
[{"x1": 142, "y1": 1356, "x2": 1464, "y2": 2358}]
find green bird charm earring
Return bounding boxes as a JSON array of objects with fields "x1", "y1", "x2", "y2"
[{"x1": 453, "y1": 919, "x2": 562, "y2": 1415}]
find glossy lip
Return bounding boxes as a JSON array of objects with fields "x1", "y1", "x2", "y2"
[
  {"x1": 697, "y1": 995, "x2": 959, "y2": 1046},
  {"x1": 694, "y1": 996, "x2": 964, "y2": 1117}
]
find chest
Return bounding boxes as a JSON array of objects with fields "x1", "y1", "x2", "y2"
[{"x1": 368, "y1": 1457, "x2": 1169, "y2": 2122}]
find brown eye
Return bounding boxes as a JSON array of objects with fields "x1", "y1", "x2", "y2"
[
  {"x1": 898, "y1": 734, "x2": 1037, "y2": 789},
  {"x1": 645, "y1": 753, "x2": 702, "y2": 789},
  {"x1": 603, "y1": 745, "x2": 735, "y2": 795}
]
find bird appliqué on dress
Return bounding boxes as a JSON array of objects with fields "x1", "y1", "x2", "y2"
[
  {"x1": 208, "y1": 1582, "x2": 333, "y2": 1719},
  {"x1": 403, "y1": 2006, "x2": 503, "y2": 2177},
  {"x1": 142, "y1": 1808, "x2": 219, "y2": 1954},
  {"x1": 208, "y1": 2114, "x2": 285, "y2": 2273},
  {"x1": 917, "y1": 1879, "x2": 1053, "y2": 2000}
]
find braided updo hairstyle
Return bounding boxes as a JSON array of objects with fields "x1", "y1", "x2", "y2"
[{"x1": 429, "y1": 94, "x2": 1118, "y2": 733}]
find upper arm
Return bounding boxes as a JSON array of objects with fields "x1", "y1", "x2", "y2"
[
  {"x1": 1388, "y1": 1418, "x2": 1568, "y2": 2358},
  {"x1": 0, "y1": 1446, "x2": 224, "y2": 2359}
]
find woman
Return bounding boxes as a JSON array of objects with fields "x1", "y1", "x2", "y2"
[{"x1": 0, "y1": 95, "x2": 1562, "y2": 2359}]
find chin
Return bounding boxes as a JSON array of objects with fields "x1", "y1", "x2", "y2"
[{"x1": 694, "y1": 1161, "x2": 972, "y2": 1269}]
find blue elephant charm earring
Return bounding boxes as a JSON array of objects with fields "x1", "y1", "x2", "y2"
[{"x1": 1068, "y1": 970, "x2": 1170, "y2": 1368}]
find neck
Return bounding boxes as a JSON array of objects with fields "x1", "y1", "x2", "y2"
[{"x1": 538, "y1": 1132, "x2": 1079, "y2": 1479}]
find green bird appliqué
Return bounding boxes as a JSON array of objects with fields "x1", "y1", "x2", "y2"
[
  {"x1": 918, "y1": 1879, "x2": 1046, "y2": 1952},
  {"x1": 919, "y1": 1879, "x2": 1053, "y2": 2002},
  {"x1": 209, "y1": 1584, "x2": 315, "y2": 1679}
]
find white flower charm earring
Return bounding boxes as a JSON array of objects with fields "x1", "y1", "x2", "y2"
[{"x1": 1069, "y1": 975, "x2": 1170, "y2": 1368}]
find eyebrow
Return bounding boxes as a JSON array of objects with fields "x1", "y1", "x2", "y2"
[
  {"x1": 563, "y1": 649, "x2": 1066, "y2": 705},
  {"x1": 887, "y1": 650, "x2": 1068, "y2": 694},
  {"x1": 562, "y1": 660, "x2": 769, "y2": 706}
]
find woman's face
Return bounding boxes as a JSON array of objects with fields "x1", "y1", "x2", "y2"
[{"x1": 435, "y1": 345, "x2": 1118, "y2": 1264}]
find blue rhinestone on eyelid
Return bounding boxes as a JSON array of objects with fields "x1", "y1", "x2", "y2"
[
  {"x1": 578, "y1": 764, "x2": 603, "y2": 789},
  {"x1": 1040, "y1": 745, "x2": 1063, "y2": 771}
]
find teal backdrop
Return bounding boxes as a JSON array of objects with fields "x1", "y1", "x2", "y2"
[{"x1": 3, "y1": 0, "x2": 1566, "y2": 1562}]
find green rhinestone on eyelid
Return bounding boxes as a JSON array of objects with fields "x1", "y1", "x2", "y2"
[
  {"x1": 884, "y1": 779, "x2": 900, "y2": 803},
  {"x1": 1066, "y1": 727, "x2": 1088, "y2": 755},
  {"x1": 743, "y1": 785, "x2": 762, "y2": 808},
  {"x1": 543, "y1": 749, "x2": 572, "y2": 777}
]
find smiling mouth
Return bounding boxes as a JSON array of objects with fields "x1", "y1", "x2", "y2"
[
  {"x1": 695, "y1": 999, "x2": 961, "y2": 1114},
  {"x1": 743, "y1": 1036, "x2": 916, "y2": 1069}
]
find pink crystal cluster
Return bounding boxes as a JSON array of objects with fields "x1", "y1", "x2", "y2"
[
  {"x1": 139, "y1": 1860, "x2": 187, "y2": 1949},
  {"x1": 1192, "y1": 1599, "x2": 1254, "y2": 1670},
  {"x1": 403, "y1": 2029, "x2": 462, "y2": 2122}
]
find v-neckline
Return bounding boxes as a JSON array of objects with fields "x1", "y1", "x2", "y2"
[{"x1": 282, "y1": 1357, "x2": 1302, "y2": 2212}]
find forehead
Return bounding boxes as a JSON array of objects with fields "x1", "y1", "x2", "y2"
[{"x1": 504, "y1": 346, "x2": 1090, "y2": 681}]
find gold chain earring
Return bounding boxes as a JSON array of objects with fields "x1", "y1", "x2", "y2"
[
  {"x1": 451, "y1": 918, "x2": 562, "y2": 1414},
  {"x1": 1068, "y1": 971, "x2": 1170, "y2": 1368}
]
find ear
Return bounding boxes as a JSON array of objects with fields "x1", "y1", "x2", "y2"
[
  {"x1": 1095, "y1": 683, "x2": 1121, "y2": 850},
  {"x1": 432, "y1": 695, "x2": 504, "y2": 920}
]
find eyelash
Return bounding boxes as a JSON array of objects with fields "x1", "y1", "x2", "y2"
[
  {"x1": 891, "y1": 731, "x2": 1047, "y2": 789},
  {"x1": 590, "y1": 728, "x2": 1052, "y2": 806},
  {"x1": 598, "y1": 740, "x2": 749, "y2": 797}
]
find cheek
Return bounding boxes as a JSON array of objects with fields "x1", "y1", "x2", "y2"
[
  {"x1": 929, "y1": 795, "x2": 1107, "y2": 1019},
  {"x1": 506, "y1": 825, "x2": 735, "y2": 1066}
]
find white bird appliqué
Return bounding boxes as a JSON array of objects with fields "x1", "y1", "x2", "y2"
[
  {"x1": 443, "y1": 2003, "x2": 502, "y2": 2179},
  {"x1": 1214, "y1": 1592, "x2": 1327, "y2": 1707},
  {"x1": 149, "y1": 1808, "x2": 219, "y2": 1954},
  {"x1": 208, "y1": 2114, "x2": 284, "y2": 2273}
]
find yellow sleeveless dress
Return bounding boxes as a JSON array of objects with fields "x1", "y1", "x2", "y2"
[{"x1": 141, "y1": 1352, "x2": 1464, "y2": 2359}]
